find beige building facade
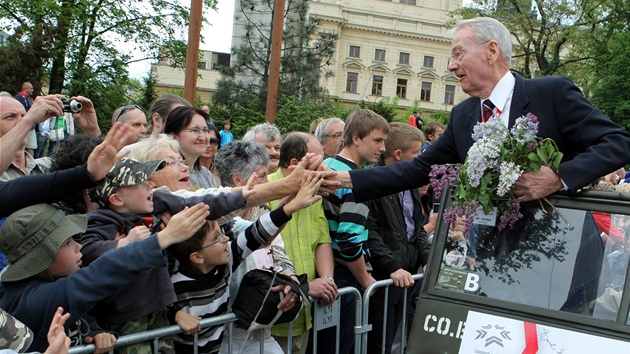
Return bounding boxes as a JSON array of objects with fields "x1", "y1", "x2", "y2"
[
  {"x1": 151, "y1": 50, "x2": 229, "y2": 103},
  {"x1": 312, "y1": 0, "x2": 465, "y2": 113},
  {"x1": 153, "y1": 0, "x2": 466, "y2": 112}
]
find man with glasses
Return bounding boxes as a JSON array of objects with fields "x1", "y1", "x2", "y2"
[
  {"x1": 328, "y1": 17, "x2": 630, "y2": 206},
  {"x1": 314, "y1": 118, "x2": 345, "y2": 158},
  {"x1": 112, "y1": 104, "x2": 148, "y2": 143}
]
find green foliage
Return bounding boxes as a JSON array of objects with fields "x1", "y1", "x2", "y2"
[
  {"x1": 454, "y1": 0, "x2": 630, "y2": 78},
  {"x1": 208, "y1": 93, "x2": 349, "y2": 139},
  {"x1": 213, "y1": 0, "x2": 337, "y2": 112},
  {"x1": 590, "y1": 32, "x2": 630, "y2": 131},
  {"x1": 0, "y1": 28, "x2": 48, "y2": 94},
  {"x1": 429, "y1": 110, "x2": 450, "y2": 126},
  {"x1": 358, "y1": 96, "x2": 399, "y2": 122},
  {"x1": 166, "y1": 88, "x2": 203, "y2": 108},
  {"x1": 0, "y1": 0, "x2": 218, "y2": 105},
  {"x1": 138, "y1": 73, "x2": 159, "y2": 113}
]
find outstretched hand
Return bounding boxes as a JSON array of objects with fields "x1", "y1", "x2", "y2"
[
  {"x1": 86, "y1": 123, "x2": 134, "y2": 182},
  {"x1": 283, "y1": 172, "x2": 323, "y2": 215},
  {"x1": 43, "y1": 307, "x2": 71, "y2": 354},
  {"x1": 242, "y1": 173, "x2": 259, "y2": 200},
  {"x1": 158, "y1": 203, "x2": 210, "y2": 248},
  {"x1": 24, "y1": 95, "x2": 64, "y2": 125}
]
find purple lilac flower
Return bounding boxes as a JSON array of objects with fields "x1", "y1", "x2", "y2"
[{"x1": 497, "y1": 199, "x2": 523, "y2": 231}]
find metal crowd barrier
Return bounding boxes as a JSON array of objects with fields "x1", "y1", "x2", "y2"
[
  {"x1": 68, "y1": 277, "x2": 423, "y2": 354},
  {"x1": 361, "y1": 273, "x2": 424, "y2": 354}
]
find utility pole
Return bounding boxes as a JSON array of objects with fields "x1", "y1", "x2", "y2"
[
  {"x1": 184, "y1": 0, "x2": 203, "y2": 105},
  {"x1": 265, "y1": 0, "x2": 286, "y2": 124}
]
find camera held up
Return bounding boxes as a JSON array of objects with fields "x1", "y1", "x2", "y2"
[{"x1": 60, "y1": 97, "x2": 82, "y2": 113}]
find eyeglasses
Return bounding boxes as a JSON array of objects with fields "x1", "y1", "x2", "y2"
[
  {"x1": 166, "y1": 159, "x2": 187, "y2": 168},
  {"x1": 449, "y1": 40, "x2": 490, "y2": 62},
  {"x1": 198, "y1": 234, "x2": 227, "y2": 251},
  {"x1": 115, "y1": 104, "x2": 141, "y2": 122},
  {"x1": 325, "y1": 132, "x2": 343, "y2": 139},
  {"x1": 209, "y1": 138, "x2": 220, "y2": 146},
  {"x1": 182, "y1": 127, "x2": 211, "y2": 136}
]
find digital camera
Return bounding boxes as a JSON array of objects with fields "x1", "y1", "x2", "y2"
[{"x1": 60, "y1": 97, "x2": 82, "y2": 113}]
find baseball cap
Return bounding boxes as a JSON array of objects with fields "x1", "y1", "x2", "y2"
[
  {"x1": 0, "y1": 204, "x2": 87, "y2": 282},
  {"x1": 88, "y1": 158, "x2": 165, "y2": 208}
]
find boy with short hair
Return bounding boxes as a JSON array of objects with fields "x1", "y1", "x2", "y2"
[
  {"x1": 0, "y1": 202, "x2": 209, "y2": 352},
  {"x1": 81, "y1": 157, "x2": 251, "y2": 354},
  {"x1": 320, "y1": 109, "x2": 389, "y2": 354},
  {"x1": 169, "y1": 173, "x2": 322, "y2": 354}
]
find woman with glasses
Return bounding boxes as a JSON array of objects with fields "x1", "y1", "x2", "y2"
[
  {"x1": 198, "y1": 124, "x2": 222, "y2": 188},
  {"x1": 163, "y1": 106, "x2": 217, "y2": 189}
]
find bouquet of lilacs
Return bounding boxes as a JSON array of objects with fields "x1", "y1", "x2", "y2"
[{"x1": 429, "y1": 113, "x2": 563, "y2": 237}]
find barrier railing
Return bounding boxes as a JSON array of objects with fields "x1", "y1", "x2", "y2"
[
  {"x1": 361, "y1": 273, "x2": 424, "y2": 354},
  {"x1": 68, "y1": 277, "x2": 422, "y2": 354}
]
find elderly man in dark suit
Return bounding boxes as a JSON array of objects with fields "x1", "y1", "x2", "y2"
[{"x1": 330, "y1": 17, "x2": 630, "y2": 203}]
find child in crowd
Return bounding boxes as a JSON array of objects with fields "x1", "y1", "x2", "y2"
[
  {"x1": 0, "y1": 202, "x2": 209, "y2": 352},
  {"x1": 420, "y1": 120, "x2": 445, "y2": 153},
  {"x1": 219, "y1": 120, "x2": 234, "y2": 148},
  {"x1": 168, "y1": 173, "x2": 322, "y2": 354},
  {"x1": 80, "y1": 157, "x2": 253, "y2": 354}
]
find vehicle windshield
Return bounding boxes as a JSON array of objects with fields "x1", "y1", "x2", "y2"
[{"x1": 435, "y1": 203, "x2": 630, "y2": 324}]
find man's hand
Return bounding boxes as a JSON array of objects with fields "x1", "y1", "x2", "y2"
[
  {"x1": 308, "y1": 277, "x2": 338, "y2": 307},
  {"x1": 513, "y1": 166, "x2": 563, "y2": 202},
  {"x1": 71, "y1": 96, "x2": 101, "y2": 137},
  {"x1": 390, "y1": 269, "x2": 414, "y2": 288},
  {"x1": 84, "y1": 332, "x2": 116, "y2": 354},
  {"x1": 85, "y1": 123, "x2": 134, "y2": 182},
  {"x1": 23, "y1": 95, "x2": 64, "y2": 125}
]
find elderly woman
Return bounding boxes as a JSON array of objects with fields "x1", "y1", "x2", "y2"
[
  {"x1": 214, "y1": 140, "x2": 296, "y2": 354},
  {"x1": 163, "y1": 106, "x2": 216, "y2": 190}
]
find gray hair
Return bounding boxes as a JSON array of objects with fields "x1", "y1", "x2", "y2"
[
  {"x1": 214, "y1": 140, "x2": 270, "y2": 187},
  {"x1": 129, "y1": 134, "x2": 181, "y2": 162},
  {"x1": 452, "y1": 17, "x2": 512, "y2": 67},
  {"x1": 314, "y1": 118, "x2": 344, "y2": 143},
  {"x1": 242, "y1": 122, "x2": 282, "y2": 143}
]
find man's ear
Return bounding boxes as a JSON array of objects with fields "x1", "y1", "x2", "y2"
[
  {"x1": 151, "y1": 113, "x2": 162, "y2": 129},
  {"x1": 394, "y1": 149, "x2": 403, "y2": 161},
  {"x1": 289, "y1": 157, "x2": 300, "y2": 166},
  {"x1": 108, "y1": 193, "x2": 124, "y2": 207},
  {"x1": 352, "y1": 133, "x2": 361, "y2": 146}
]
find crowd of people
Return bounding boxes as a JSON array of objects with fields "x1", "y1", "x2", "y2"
[{"x1": 1, "y1": 15, "x2": 630, "y2": 354}]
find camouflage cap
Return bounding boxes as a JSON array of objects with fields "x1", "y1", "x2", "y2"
[
  {"x1": 0, "y1": 309, "x2": 33, "y2": 351},
  {"x1": 88, "y1": 158, "x2": 165, "y2": 208}
]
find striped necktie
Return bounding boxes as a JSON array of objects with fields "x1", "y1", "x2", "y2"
[{"x1": 482, "y1": 99, "x2": 495, "y2": 122}]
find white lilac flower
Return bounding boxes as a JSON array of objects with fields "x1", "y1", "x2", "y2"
[
  {"x1": 466, "y1": 137, "x2": 500, "y2": 187},
  {"x1": 497, "y1": 161, "x2": 522, "y2": 196},
  {"x1": 472, "y1": 116, "x2": 509, "y2": 142}
]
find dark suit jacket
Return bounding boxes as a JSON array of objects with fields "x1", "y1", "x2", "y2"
[{"x1": 351, "y1": 74, "x2": 630, "y2": 202}]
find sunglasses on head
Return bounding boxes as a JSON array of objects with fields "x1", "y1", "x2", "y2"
[{"x1": 115, "y1": 104, "x2": 141, "y2": 122}]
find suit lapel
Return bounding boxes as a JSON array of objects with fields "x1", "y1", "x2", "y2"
[{"x1": 508, "y1": 74, "x2": 531, "y2": 128}]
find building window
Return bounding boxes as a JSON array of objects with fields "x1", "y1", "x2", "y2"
[
  {"x1": 401, "y1": 0, "x2": 416, "y2": 4},
  {"x1": 375, "y1": 49, "x2": 386, "y2": 61},
  {"x1": 396, "y1": 78, "x2": 407, "y2": 99},
  {"x1": 372, "y1": 75, "x2": 383, "y2": 96},
  {"x1": 349, "y1": 45, "x2": 361, "y2": 58},
  {"x1": 421, "y1": 81, "x2": 432, "y2": 102},
  {"x1": 399, "y1": 52, "x2": 410, "y2": 65},
  {"x1": 423, "y1": 56, "x2": 434, "y2": 68},
  {"x1": 444, "y1": 84, "x2": 455, "y2": 104},
  {"x1": 346, "y1": 72, "x2": 358, "y2": 93},
  {"x1": 198, "y1": 61, "x2": 207, "y2": 69}
]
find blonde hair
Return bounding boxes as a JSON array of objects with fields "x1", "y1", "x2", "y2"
[
  {"x1": 383, "y1": 122, "x2": 424, "y2": 159},
  {"x1": 129, "y1": 134, "x2": 181, "y2": 162},
  {"x1": 343, "y1": 109, "x2": 389, "y2": 147},
  {"x1": 615, "y1": 183, "x2": 630, "y2": 194}
]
